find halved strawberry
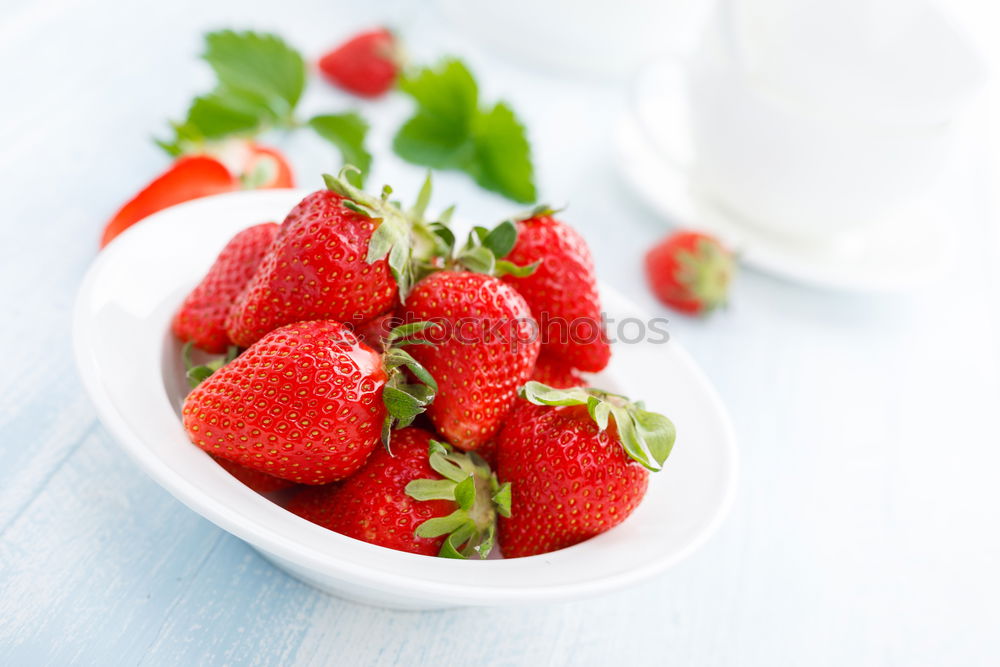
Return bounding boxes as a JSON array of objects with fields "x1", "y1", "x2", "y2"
[
  {"x1": 241, "y1": 143, "x2": 295, "y2": 189},
  {"x1": 100, "y1": 155, "x2": 239, "y2": 247}
]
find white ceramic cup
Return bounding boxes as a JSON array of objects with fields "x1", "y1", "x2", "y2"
[
  {"x1": 677, "y1": 0, "x2": 979, "y2": 242},
  {"x1": 684, "y1": 56, "x2": 955, "y2": 241}
]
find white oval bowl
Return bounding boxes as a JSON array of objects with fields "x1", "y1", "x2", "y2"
[{"x1": 73, "y1": 189, "x2": 738, "y2": 609}]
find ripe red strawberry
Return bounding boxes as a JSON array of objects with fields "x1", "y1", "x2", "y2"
[
  {"x1": 101, "y1": 155, "x2": 239, "y2": 247},
  {"x1": 287, "y1": 428, "x2": 509, "y2": 557},
  {"x1": 211, "y1": 455, "x2": 296, "y2": 493},
  {"x1": 493, "y1": 349, "x2": 587, "y2": 469},
  {"x1": 531, "y1": 352, "x2": 585, "y2": 389},
  {"x1": 497, "y1": 382, "x2": 675, "y2": 558},
  {"x1": 500, "y1": 211, "x2": 611, "y2": 373},
  {"x1": 401, "y1": 271, "x2": 540, "y2": 451},
  {"x1": 182, "y1": 319, "x2": 437, "y2": 485},
  {"x1": 319, "y1": 28, "x2": 400, "y2": 98},
  {"x1": 172, "y1": 222, "x2": 278, "y2": 353},
  {"x1": 225, "y1": 171, "x2": 416, "y2": 348},
  {"x1": 645, "y1": 230, "x2": 735, "y2": 315}
]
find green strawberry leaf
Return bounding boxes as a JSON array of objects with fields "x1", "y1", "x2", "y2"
[
  {"x1": 468, "y1": 226, "x2": 490, "y2": 247},
  {"x1": 388, "y1": 241, "x2": 412, "y2": 298},
  {"x1": 402, "y1": 58, "x2": 478, "y2": 119},
  {"x1": 427, "y1": 223, "x2": 456, "y2": 252},
  {"x1": 466, "y1": 102, "x2": 536, "y2": 204},
  {"x1": 610, "y1": 405, "x2": 655, "y2": 471},
  {"x1": 365, "y1": 217, "x2": 397, "y2": 262},
  {"x1": 437, "y1": 205, "x2": 456, "y2": 225},
  {"x1": 308, "y1": 113, "x2": 372, "y2": 187},
  {"x1": 415, "y1": 510, "x2": 470, "y2": 538},
  {"x1": 587, "y1": 395, "x2": 612, "y2": 430},
  {"x1": 182, "y1": 342, "x2": 238, "y2": 389},
  {"x1": 379, "y1": 334, "x2": 439, "y2": 447},
  {"x1": 492, "y1": 482, "x2": 512, "y2": 518},
  {"x1": 394, "y1": 114, "x2": 474, "y2": 169},
  {"x1": 185, "y1": 89, "x2": 273, "y2": 139},
  {"x1": 158, "y1": 30, "x2": 306, "y2": 153},
  {"x1": 203, "y1": 30, "x2": 306, "y2": 114},
  {"x1": 404, "y1": 478, "x2": 459, "y2": 501},
  {"x1": 482, "y1": 219, "x2": 517, "y2": 258},
  {"x1": 449, "y1": 219, "x2": 536, "y2": 277},
  {"x1": 476, "y1": 521, "x2": 497, "y2": 557},
  {"x1": 426, "y1": 442, "x2": 469, "y2": 483},
  {"x1": 457, "y1": 246, "x2": 495, "y2": 275},
  {"x1": 519, "y1": 381, "x2": 590, "y2": 406},
  {"x1": 404, "y1": 440, "x2": 508, "y2": 559},
  {"x1": 393, "y1": 59, "x2": 477, "y2": 170},
  {"x1": 441, "y1": 522, "x2": 483, "y2": 558},
  {"x1": 398, "y1": 382, "x2": 435, "y2": 405},
  {"x1": 387, "y1": 321, "x2": 440, "y2": 344},
  {"x1": 382, "y1": 386, "x2": 425, "y2": 426},
  {"x1": 454, "y1": 476, "x2": 476, "y2": 510},
  {"x1": 520, "y1": 381, "x2": 677, "y2": 472},
  {"x1": 632, "y1": 408, "x2": 677, "y2": 468},
  {"x1": 409, "y1": 172, "x2": 435, "y2": 221},
  {"x1": 394, "y1": 58, "x2": 536, "y2": 203},
  {"x1": 390, "y1": 348, "x2": 438, "y2": 392},
  {"x1": 494, "y1": 259, "x2": 539, "y2": 278},
  {"x1": 186, "y1": 365, "x2": 216, "y2": 389}
]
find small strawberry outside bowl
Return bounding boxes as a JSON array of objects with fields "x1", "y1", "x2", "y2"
[{"x1": 73, "y1": 188, "x2": 738, "y2": 609}]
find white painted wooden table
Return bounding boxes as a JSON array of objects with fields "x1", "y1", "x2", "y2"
[{"x1": 2, "y1": 0, "x2": 999, "y2": 664}]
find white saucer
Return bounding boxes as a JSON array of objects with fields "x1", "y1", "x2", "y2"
[
  {"x1": 74, "y1": 189, "x2": 738, "y2": 609},
  {"x1": 616, "y1": 57, "x2": 956, "y2": 292}
]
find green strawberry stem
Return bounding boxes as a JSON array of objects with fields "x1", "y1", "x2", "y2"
[
  {"x1": 324, "y1": 167, "x2": 538, "y2": 289},
  {"x1": 519, "y1": 381, "x2": 677, "y2": 472},
  {"x1": 323, "y1": 168, "x2": 454, "y2": 300},
  {"x1": 380, "y1": 321, "x2": 440, "y2": 450},
  {"x1": 426, "y1": 216, "x2": 540, "y2": 279},
  {"x1": 405, "y1": 440, "x2": 511, "y2": 559},
  {"x1": 182, "y1": 341, "x2": 239, "y2": 389},
  {"x1": 675, "y1": 238, "x2": 734, "y2": 313}
]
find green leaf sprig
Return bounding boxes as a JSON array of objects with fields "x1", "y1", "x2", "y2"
[
  {"x1": 393, "y1": 58, "x2": 537, "y2": 204},
  {"x1": 158, "y1": 30, "x2": 371, "y2": 186}
]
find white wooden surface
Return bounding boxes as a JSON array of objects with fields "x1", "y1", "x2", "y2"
[{"x1": 2, "y1": 0, "x2": 999, "y2": 664}]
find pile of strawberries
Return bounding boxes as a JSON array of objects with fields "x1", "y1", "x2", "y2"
[{"x1": 174, "y1": 169, "x2": 676, "y2": 559}]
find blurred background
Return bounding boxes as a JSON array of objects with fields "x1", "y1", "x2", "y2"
[{"x1": 1, "y1": 0, "x2": 999, "y2": 664}]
